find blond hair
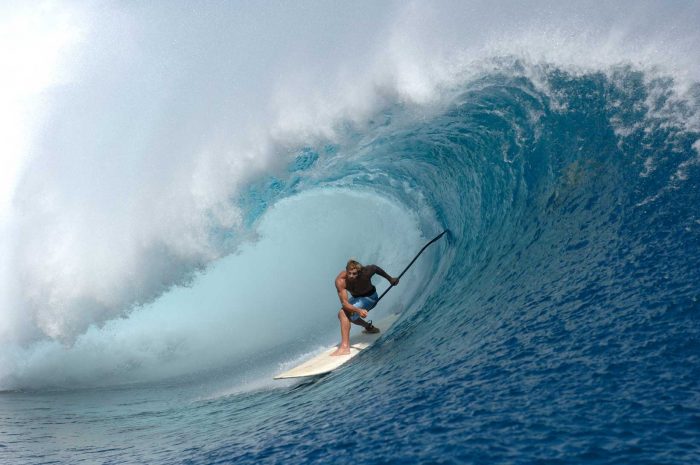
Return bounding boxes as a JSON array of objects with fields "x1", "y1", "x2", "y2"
[{"x1": 346, "y1": 259, "x2": 363, "y2": 272}]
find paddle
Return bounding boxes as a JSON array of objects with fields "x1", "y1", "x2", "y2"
[{"x1": 373, "y1": 229, "x2": 449, "y2": 307}]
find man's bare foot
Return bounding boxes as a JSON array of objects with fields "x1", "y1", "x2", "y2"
[{"x1": 330, "y1": 347, "x2": 351, "y2": 356}]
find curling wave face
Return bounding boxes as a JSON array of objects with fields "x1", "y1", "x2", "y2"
[{"x1": 204, "y1": 65, "x2": 699, "y2": 464}]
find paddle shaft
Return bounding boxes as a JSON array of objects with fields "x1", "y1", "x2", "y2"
[{"x1": 373, "y1": 230, "x2": 448, "y2": 306}]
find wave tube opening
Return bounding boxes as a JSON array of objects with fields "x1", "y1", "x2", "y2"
[{"x1": 1, "y1": 188, "x2": 438, "y2": 391}]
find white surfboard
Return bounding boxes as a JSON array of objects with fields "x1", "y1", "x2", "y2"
[{"x1": 274, "y1": 313, "x2": 400, "y2": 380}]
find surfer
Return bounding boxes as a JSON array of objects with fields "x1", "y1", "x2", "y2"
[{"x1": 331, "y1": 259, "x2": 399, "y2": 356}]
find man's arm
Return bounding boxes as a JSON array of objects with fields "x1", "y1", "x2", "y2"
[
  {"x1": 335, "y1": 276, "x2": 368, "y2": 318},
  {"x1": 370, "y1": 265, "x2": 399, "y2": 286}
]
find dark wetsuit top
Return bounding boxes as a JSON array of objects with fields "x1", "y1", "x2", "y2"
[{"x1": 346, "y1": 265, "x2": 383, "y2": 297}]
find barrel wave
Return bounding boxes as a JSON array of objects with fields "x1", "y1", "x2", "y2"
[
  {"x1": 238, "y1": 65, "x2": 700, "y2": 464},
  {"x1": 1, "y1": 2, "x2": 699, "y2": 464}
]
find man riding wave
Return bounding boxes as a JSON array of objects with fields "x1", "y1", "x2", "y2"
[{"x1": 331, "y1": 259, "x2": 399, "y2": 356}]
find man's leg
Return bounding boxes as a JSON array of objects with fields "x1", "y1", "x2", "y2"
[
  {"x1": 350, "y1": 317, "x2": 372, "y2": 330},
  {"x1": 348, "y1": 302, "x2": 380, "y2": 333},
  {"x1": 330, "y1": 309, "x2": 352, "y2": 356},
  {"x1": 352, "y1": 317, "x2": 379, "y2": 333}
]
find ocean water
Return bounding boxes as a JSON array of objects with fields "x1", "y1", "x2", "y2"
[{"x1": 1, "y1": 2, "x2": 699, "y2": 464}]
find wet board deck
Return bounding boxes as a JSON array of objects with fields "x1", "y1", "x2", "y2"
[{"x1": 274, "y1": 313, "x2": 400, "y2": 380}]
